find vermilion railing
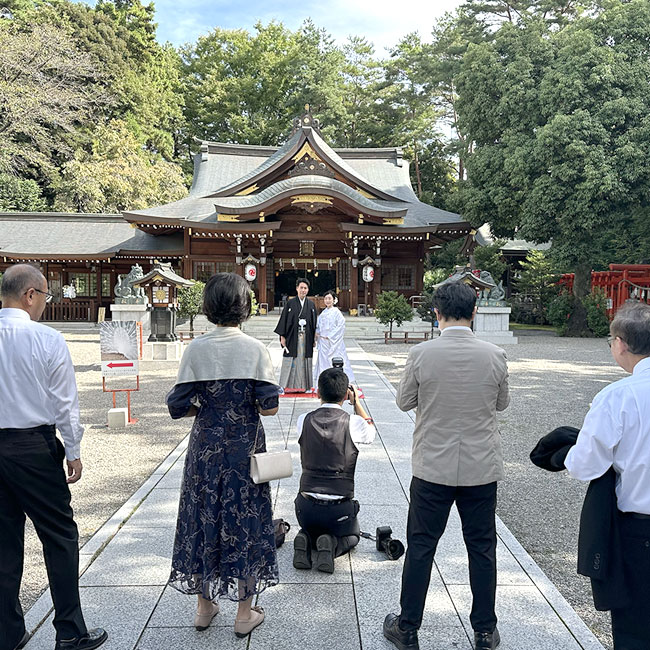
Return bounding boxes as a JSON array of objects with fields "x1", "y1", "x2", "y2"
[{"x1": 560, "y1": 264, "x2": 650, "y2": 317}]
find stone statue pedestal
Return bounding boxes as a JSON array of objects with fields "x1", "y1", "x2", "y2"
[
  {"x1": 474, "y1": 306, "x2": 518, "y2": 345},
  {"x1": 142, "y1": 341, "x2": 184, "y2": 362},
  {"x1": 110, "y1": 304, "x2": 151, "y2": 339}
]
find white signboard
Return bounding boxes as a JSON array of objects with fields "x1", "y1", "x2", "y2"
[
  {"x1": 362, "y1": 265, "x2": 375, "y2": 282},
  {"x1": 100, "y1": 321, "x2": 139, "y2": 377},
  {"x1": 244, "y1": 263, "x2": 257, "y2": 282}
]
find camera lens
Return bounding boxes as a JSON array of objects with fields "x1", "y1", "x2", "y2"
[{"x1": 384, "y1": 538, "x2": 405, "y2": 561}]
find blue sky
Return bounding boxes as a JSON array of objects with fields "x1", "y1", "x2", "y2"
[{"x1": 82, "y1": 0, "x2": 464, "y2": 51}]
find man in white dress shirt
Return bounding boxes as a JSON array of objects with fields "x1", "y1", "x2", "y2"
[
  {"x1": 292, "y1": 368, "x2": 375, "y2": 573},
  {"x1": 0, "y1": 265, "x2": 107, "y2": 650},
  {"x1": 565, "y1": 301, "x2": 650, "y2": 650}
]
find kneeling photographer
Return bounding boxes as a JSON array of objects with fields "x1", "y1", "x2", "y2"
[{"x1": 293, "y1": 367, "x2": 376, "y2": 574}]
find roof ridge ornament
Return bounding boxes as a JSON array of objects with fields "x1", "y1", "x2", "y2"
[{"x1": 291, "y1": 103, "x2": 322, "y2": 136}]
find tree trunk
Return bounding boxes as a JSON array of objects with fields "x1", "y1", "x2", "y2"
[
  {"x1": 566, "y1": 263, "x2": 591, "y2": 336},
  {"x1": 190, "y1": 314, "x2": 194, "y2": 336},
  {"x1": 413, "y1": 143, "x2": 423, "y2": 198}
]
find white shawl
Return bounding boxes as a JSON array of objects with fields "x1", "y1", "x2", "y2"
[{"x1": 175, "y1": 326, "x2": 277, "y2": 386}]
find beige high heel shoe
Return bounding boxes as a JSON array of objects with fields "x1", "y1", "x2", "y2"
[
  {"x1": 194, "y1": 601, "x2": 220, "y2": 631},
  {"x1": 234, "y1": 605, "x2": 265, "y2": 638}
]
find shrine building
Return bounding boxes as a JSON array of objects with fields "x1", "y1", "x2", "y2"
[{"x1": 0, "y1": 107, "x2": 473, "y2": 320}]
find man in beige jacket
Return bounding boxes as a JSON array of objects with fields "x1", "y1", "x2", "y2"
[{"x1": 384, "y1": 281, "x2": 509, "y2": 650}]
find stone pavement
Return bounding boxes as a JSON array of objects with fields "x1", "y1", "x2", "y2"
[{"x1": 23, "y1": 341, "x2": 604, "y2": 650}]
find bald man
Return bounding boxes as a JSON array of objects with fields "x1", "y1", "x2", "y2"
[{"x1": 0, "y1": 265, "x2": 107, "y2": 650}]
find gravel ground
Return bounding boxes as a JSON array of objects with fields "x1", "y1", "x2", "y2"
[
  {"x1": 359, "y1": 336, "x2": 621, "y2": 650},
  {"x1": 20, "y1": 333, "x2": 189, "y2": 612}
]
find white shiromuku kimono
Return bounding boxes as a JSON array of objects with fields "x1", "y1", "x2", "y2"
[{"x1": 313, "y1": 306, "x2": 356, "y2": 385}]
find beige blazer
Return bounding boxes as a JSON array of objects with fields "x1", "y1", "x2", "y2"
[{"x1": 397, "y1": 327, "x2": 510, "y2": 486}]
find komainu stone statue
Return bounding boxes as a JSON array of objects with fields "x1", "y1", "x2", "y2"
[{"x1": 114, "y1": 265, "x2": 147, "y2": 304}]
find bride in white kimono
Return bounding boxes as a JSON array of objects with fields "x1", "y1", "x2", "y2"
[{"x1": 313, "y1": 291, "x2": 356, "y2": 385}]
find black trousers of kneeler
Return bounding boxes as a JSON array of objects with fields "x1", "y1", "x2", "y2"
[
  {"x1": 399, "y1": 477, "x2": 498, "y2": 633},
  {"x1": 0, "y1": 425, "x2": 87, "y2": 650},
  {"x1": 294, "y1": 493, "x2": 361, "y2": 556}
]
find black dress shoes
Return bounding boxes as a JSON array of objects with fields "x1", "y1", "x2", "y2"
[
  {"x1": 293, "y1": 530, "x2": 312, "y2": 569},
  {"x1": 383, "y1": 613, "x2": 419, "y2": 650},
  {"x1": 474, "y1": 627, "x2": 500, "y2": 650},
  {"x1": 54, "y1": 628, "x2": 108, "y2": 650},
  {"x1": 315, "y1": 534, "x2": 336, "y2": 574},
  {"x1": 15, "y1": 630, "x2": 30, "y2": 649}
]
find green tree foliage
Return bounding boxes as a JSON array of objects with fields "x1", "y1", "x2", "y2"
[
  {"x1": 0, "y1": 173, "x2": 47, "y2": 211},
  {"x1": 513, "y1": 249, "x2": 559, "y2": 323},
  {"x1": 375, "y1": 291, "x2": 414, "y2": 336},
  {"x1": 177, "y1": 280, "x2": 204, "y2": 335},
  {"x1": 180, "y1": 20, "x2": 346, "y2": 147},
  {"x1": 0, "y1": 20, "x2": 103, "y2": 180},
  {"x1": 473, "y1": 240, "x2": 507, "y2": 281},
  {"x1": 384, "y1": 34, "x2": 444, "y2": 198},
  {"x1": 456, "y1": 1, "x2": 650, "y2": 334},
  {"x1": 53, "y1": 120, "x2": 186, "y2": 212}
]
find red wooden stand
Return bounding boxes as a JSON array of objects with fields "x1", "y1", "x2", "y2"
[{"x1": 103, "y1": 376, "x2": 140, "y2": 424}]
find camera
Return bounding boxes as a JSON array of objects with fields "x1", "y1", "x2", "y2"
[
  {"x1": 376, "y1": 526, "x2": 405, "y2": 560},
  {"x1": 331, "y1": 357, "x2": 344, "y2": 369},
  {"x1": 362, "y1": 526, "x2": 405, "y2": 561}
]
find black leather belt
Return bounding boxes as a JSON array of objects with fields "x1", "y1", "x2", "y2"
[{"x1": 622, "y1": 511, "x2": 650, "y2": 520}]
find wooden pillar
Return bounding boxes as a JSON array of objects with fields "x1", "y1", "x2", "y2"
[
  {"x1": 350, "y1": 258, "x2": 358, "y2": 310},
  {"x1": 183, "y1": 229, "x2": 191, "y2": 278},
  {"x1": 259, "y1": 262, "x2": 267, "y2": 304},
  {"x1": 374, "y1": 262, "x2": 382, "y2": 306}
]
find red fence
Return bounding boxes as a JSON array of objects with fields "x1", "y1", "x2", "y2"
[{"x1": 560, "y1": 264, "x2": 650, "y2": 318}]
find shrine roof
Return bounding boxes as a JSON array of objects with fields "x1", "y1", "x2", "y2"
[
  {"x1": 0, "y1": 213, "x2": 184, "y2": 260},
  {"x1": 211, "y1": 176, "x2": 407, "y2": 218},
  {"x1": 124, "y1": 107, "x2": 466, "y2": 230}
]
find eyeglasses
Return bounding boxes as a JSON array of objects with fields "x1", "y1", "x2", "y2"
[
  {"x1": 607, "y1": 335, "x2": 616, "y2": 348},
  {"x1": 25, "y1": 288, "x2": 54, "y2": 303}
]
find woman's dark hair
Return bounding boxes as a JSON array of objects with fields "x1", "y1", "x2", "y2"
[
  {"x1": 318, "y1": 368, "x2": 349, "y2": 403},
  {"x1": 202, "y1": 273, "x2": 251, "y2": 325},
  {"x1": 433, "y1": 281, "x2": 476, "y2": 321},
  {"x1": 323, "y1": 290, "x2": 336, "y2": 300},
  {"x1": 610, "y1": 301, "x2": 650, "y2": 355},
  {"x1": 296, "y1": 277, "x2": 310, "y2": 289}
]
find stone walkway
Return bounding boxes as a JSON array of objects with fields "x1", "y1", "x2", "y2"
[{"x1": 24, "y1": 341, "x2": 604, "y2": 650}]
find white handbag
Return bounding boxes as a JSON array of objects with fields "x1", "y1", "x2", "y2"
[
  {"x1": 250, "y1": 449, "x2": 293, "y2": 484},
  {"x1": 250, "y1": 423, "x2": 293, "y2": 484}
]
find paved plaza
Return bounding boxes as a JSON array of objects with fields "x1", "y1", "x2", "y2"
[{"x1": 22, "y1": 340, "x2": 605, "y2": 650}]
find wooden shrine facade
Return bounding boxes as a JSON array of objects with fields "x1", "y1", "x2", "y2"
[{"x1": 0, "y1": 107, "x2": 473, "y2": 319}]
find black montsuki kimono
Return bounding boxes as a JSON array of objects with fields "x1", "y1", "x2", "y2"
[{"x1": 274, "y1": 296, "x2": 317, "y2": 358}]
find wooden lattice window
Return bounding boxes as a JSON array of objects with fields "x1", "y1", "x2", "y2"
[{"x1": 338, "y1": 259, "x2": 350, "y2": 290}]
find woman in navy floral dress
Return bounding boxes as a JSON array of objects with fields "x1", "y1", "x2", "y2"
[{"x1": 166, "y1": 273, "x2": 280, "y2": 637}]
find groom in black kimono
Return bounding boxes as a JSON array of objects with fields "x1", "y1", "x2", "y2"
[{"x1": 275, "y1": 278, "x2": 317, "y2": 393}]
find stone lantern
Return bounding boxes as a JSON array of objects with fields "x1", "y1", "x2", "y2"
[{"x1": 133, "y1": 261, "x2": 194, "y2": 347}]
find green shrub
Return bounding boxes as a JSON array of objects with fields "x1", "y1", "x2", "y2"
[
  {"x1": 178, "y1": 281, "x2": 205, "y2": 334},
  {"x1": 583, "y1": 289, "x2": 610, "y2": 337},
  {"x1": 250, "y1": 290, "x2": 258, "y2": 316},
  {"x1": 375, "y1": 291, "x2": 413, "y2": 336},
  {"x1": 548, "y1": 289, "x2": 610, "y2": 337},
  {"x1": 547, "y1": 291, "x2": 574, "y2": 335}
]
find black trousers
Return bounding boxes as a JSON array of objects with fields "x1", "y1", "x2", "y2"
[
  {"x1": 294, "y1": 493, "x2": 360, "y2": 557},
  {"x1": 0, "y1": 426, "x2": 87, "y2": 650},
  {"x1": 399, "y1": 477, "x2": 498, "y2": 633},
  {"x1": 610, "y1": 514, "x2": 650, "y2": 650}
]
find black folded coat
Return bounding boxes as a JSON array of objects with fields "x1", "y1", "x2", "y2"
[{"x1": 530, "y1": 426, "x2": 630, "y2": 611}]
